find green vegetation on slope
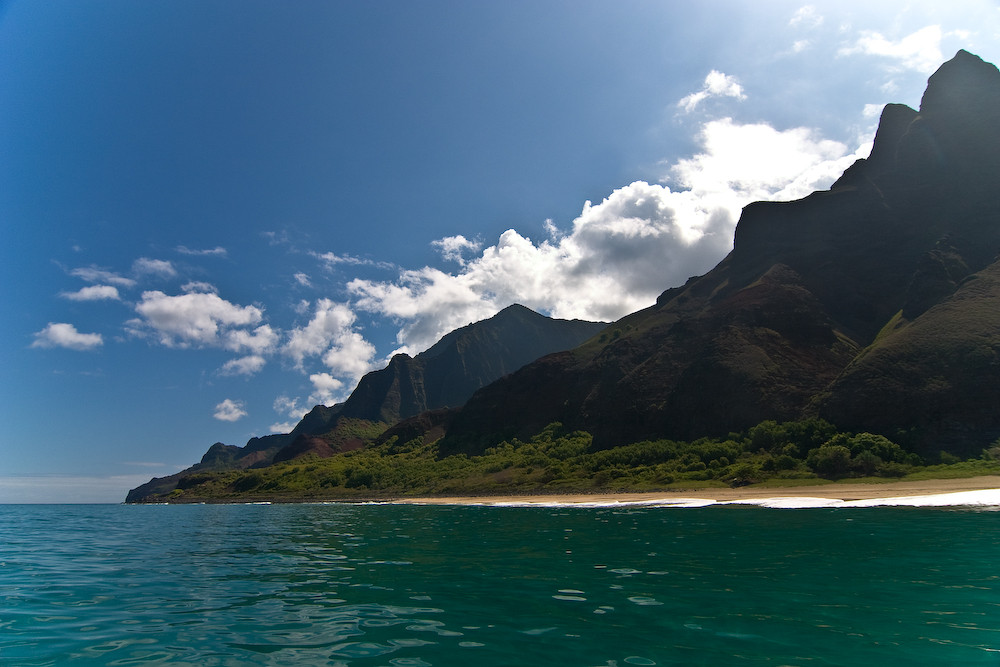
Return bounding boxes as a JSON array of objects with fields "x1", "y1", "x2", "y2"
[{"x1": 146, "y1": 419, "x2": 1000, "y2": 503}]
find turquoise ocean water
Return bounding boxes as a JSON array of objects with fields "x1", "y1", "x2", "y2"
[{"x1": 1, "y1": 502, "x2": 998, "y2": 666}]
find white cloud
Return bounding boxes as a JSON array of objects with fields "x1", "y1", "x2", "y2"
[
  {"x1": 839, "y1": 25, "x2": 944, "y2": 73},
  {"x1": 669, "y1": 118, "x2": 859, "y2": 203},
  {"x1": 544, "y1": 218, "x2": 562, "y2": 240},
  {"x1": 312, "y1": 251, "x2": 395, "y2": 271},
  {"x1": 223, "y1": 325, "x2": 279, "y2": 355},
  {"x1": 181, "y1": 281, "x2": 218, "y2": 294},
  {"x1": 294, "y1": 272, "x2": 313, "y2": 288},
  {"x1": 283, "y1": 299, "x2": 377, "y2": 385},
  {"x1": 70, "y1": 266, "x2": 136, "y2": 288},
  {"x1": 60, "y1": 285, "x2": 121, "y2": 301},
  {"x1": 269, "y1": 420, "x2": 300, "y2": 434},
  {"x1": 213, "y1": 398, "x2": 247, "y2": 422},
  {"x1": 176, "y1": 245, "x2": 228, "y2": 257},
  {"x1": 790, "y1": 6, "x2": 823, "y2": 29},
  {"x1": 308, "y1": 372, "x2": 344, "y2": 406},
  {"x1": 218, "y1": 354, "x2": 267, "y2": 377},
  {"x1": 863, "y1": 103, "x2": 885, "y2": 119},
  {"x1": 31, "y1": 322, "x2": 103, "y2": 350},
  {"x1": 349, "y1": 267, "x2": 498, "y2": 355},
  {"x1": 133, "y1": 257, "x2": 177, "y2": 279},
  {"x1": 432, "y1": 235, "x2": 482, "y2": 264},
  {"x1": 131, "y1": 290, "x2": 265, "y2": 349},
  {"x1": 348, "y1": 118, "x2": 871, "y2": 355},
  {"x1": 678, "y1": 70, "x2": 746, "y2": 113},
  {"x1": 271, "y1": 395, "x2": 306, "y2": 433},
  {"x1": 274, "y1": 395, "x2": 302, "y2": 417}
]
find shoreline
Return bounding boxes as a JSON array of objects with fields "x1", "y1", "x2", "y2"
[{"x1": 393, "y1": 475, "x2": 1000, "y2": 506}]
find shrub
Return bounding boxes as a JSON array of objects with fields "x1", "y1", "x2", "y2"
[
  {"x1": 807, "y1": 445, "x2": 852, "y2": 478},
  {"x1": 852, "y1": 450, "x2": 883, "y2": 476},
  {"x1": 729, "y1": 462, "x2": 761, "y2": 487},
  {"x1": 176, "y1": 473, "x2": 215, "y2": 490},
  {"x1": 877, "y1": 462, "x2": 908, "y2": 478},
  {"x1": 232, "y1": 471, "x2": 265, "y2": 493}
]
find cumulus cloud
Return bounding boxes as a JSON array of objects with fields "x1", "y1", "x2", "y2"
[
  {"x1": 70, "y1": 266, "x2": 136, "y2": 288},
  {"x1": 839, "y1": 25, "x2": 944, "y2": 73},
  {"x1": 176, "y1": 245, "x2": 227, "y2": 257},
  {"x1": 133, "y1": 257, "x2": 177, "y2": 279},
  {"x1": 349, "y1": 267, "x2": 499, "y2": 355},
  {"x1": 31, "y1": 322, "x2": 103, "y2": 350},
  {"x1": 283, "y1": 299, "x2": 377, "y2": 398},
  {"x1": 60, "y1": 285, "x2": 120, "y2": 301},
  {"x1": 213, "y1": 398, "x2": 247, "y2": 422},
  {"x1": 677, "y1": 70, "x2": 746, "y2": 113},
  {"x1": 130, "y1": 290, "x2": 267, "y2": 350},
  {"x1": 348, "y1": 118, "x2": 870, "y2": 355},
  {"x1": 218, "y1": 354, "x2": 267, "y2": 377},
  {"x1": 224, "y1": 325, "x2": 279, "y2": 355},
  {"x1": 308, "y1": 372, "x2": 344, "y2": 406},
  {"x1": 669, "y1": 118, "x2": 860, "y2": 203},
  {"x1": 432, "y1": 235, "x2": 482, "y2": 264},
  {"x1": 294, "y1": 272, "x2": 313, "y2": 288}
]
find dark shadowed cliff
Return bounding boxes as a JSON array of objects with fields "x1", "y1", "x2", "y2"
[
  {"x1": 439, "y1": 50, "x2": 1000, "y2": 458},
  {"x1": 334, "y1": 304, "x2": 608, "y2": 425}
]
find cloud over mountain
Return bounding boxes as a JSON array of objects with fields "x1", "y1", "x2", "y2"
[
  {"x1": 348, "y1": 117, "x2": 870, "y2": 355},
  {"x1": 283, "y1": 299, "x2": 377, "y2": 395}
]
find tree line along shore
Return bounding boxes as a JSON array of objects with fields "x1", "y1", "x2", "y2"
[{"x1": 139, "y1": 418, "x2": 1000, "y2": 503}]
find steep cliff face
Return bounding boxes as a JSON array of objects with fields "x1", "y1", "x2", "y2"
[
  {"x1": 441, "y1": 50, "x2": 1000, "y2": 456},
  {"x1": 817, "y1": 261, "x2": 1000, "y2": 455},
  {"x1": 333, "y1": 304, "x2": 607, "y2": 424}
]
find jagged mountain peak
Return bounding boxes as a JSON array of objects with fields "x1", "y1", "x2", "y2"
[
  {"x1": 336, "y1": 304, "x2": 607, "y2": 424},
  {"x1": 920, "y1": 49, "x2": 1000, "y2": 116}
]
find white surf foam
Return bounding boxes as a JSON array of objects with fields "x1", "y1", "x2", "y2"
[
  {"x1": 413, "y1": 487, "x2": 1000, "y2": 509},
  {"x1": 483, "y1": 498, "x2": 716, "y2": 509},
  {"x1": 723, "y1": 488, "x2": 1000, "y2": 509}
]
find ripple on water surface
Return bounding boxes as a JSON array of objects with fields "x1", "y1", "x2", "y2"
[{"x1": 2, "y1": 503, "x2": 1000, "y2": 665}]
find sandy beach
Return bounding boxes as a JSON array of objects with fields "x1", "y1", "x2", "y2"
[{"x1": 395, "y1": 475, "x2": 1000, "y2": 506}]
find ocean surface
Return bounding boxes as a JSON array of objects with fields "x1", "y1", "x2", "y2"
[{"x1": 2, "y1": 499, "x2": 999, "y2": 666}]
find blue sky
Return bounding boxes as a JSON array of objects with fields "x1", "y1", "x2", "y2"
[{"x1": 2, "y1": 1, "x2": 998, "y2": 503}]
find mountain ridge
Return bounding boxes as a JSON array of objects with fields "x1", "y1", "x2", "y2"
[
  {"x1": 126, "y1": 304, "x2": 606, "y2": 501},
  {"x1": 128, "y1": 50, "x2": 1000, "y2": 502},
  {"x1": 438, "y1": 49, "x2": 1000, "y2": 458}
]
